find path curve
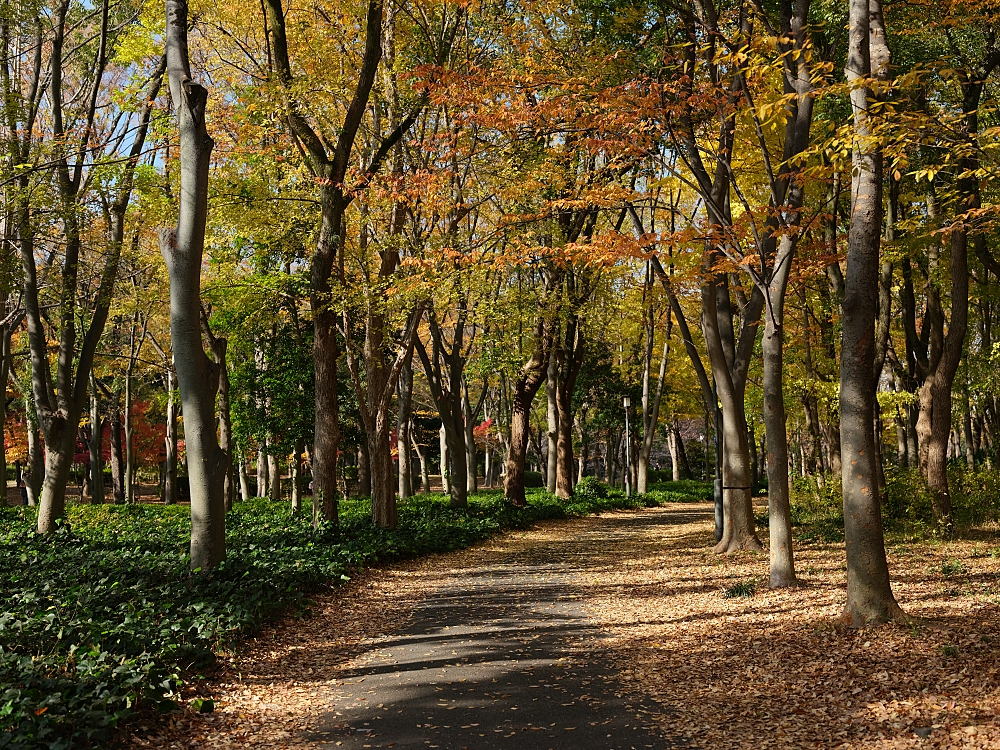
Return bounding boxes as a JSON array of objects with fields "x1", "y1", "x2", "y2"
[{"x1": 301, "y1": 514, "x2": 686, "y2": 749}]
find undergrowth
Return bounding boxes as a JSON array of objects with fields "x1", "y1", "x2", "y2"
[
  {"x1": 0, "y1": 482, "x2": 708, "y2": 749},
  {"x1": 785, "y1": 467, "x2": 1000, "y2": 544}
]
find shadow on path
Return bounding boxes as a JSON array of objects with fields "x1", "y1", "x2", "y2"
[{"x1": 301, "y1": 512, "x2": 695, "y2": 750}]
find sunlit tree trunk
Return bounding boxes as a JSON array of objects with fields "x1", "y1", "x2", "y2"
[
  {"x1": 839, "y1": 0, "x2": 903, "y2": 625},
  {"x1": 397, "y1": 357, "x2": 414, "y2": 498},
  {"x1": 545, "y1": 349, "x2": 558, "y2": 493},
  {"x1": 163, "y1": 366, "x2": 178, "y2": 504},
  {"x1": 163, "y1": 0, "x2": 226, "y2": 570},
  {"x1": 88, "y1": 377, "x2": 105, "y2": 504}
]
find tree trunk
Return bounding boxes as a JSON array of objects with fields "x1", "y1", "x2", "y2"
[
  {"x1": 203, "y1": 327, "x2": 235, "y2": 513},
  {"x1": 25, "y1": 403, "x2": 42, "y2": 506},
  {"x1": 638, "y1": 303, "x2": 670, "y2": 494},
  {"x1": 703, "y1": 278, "x2": 762, "y2": 553},
  {"x1": 268, "y1": 453, "x2": 281, "y2": 501},
  {"x1": 839, "y1": 0, "x2": 902, "y2": 625},
  {"x1": 439, "y1": 424, "x2": 450, "y2": 494},
  {"x1": 164, "y1": 367, "x2": 179, "y2": 505},
  {"x1": 412, "y1": 429, "x2": 430, "y2": 493},
  {"x1": 291, "y1": 442, "x2": 304, "y2": 513},
  {"x1": 463, "y1": 381, "x2": 477, "y2": 494},
  {"x1": 397, "y1": 357, "x2": 414, "y2": 498},
  {"x1": 257, "y1": 445, "x2": 267, "y2": 498},
  {"x1": 668, "y1": 428, "x2": 680, "y2": 481},
  {"x1": 763, "y1": 242, "x2": 797, "y2": 586},
  {"x1": 89, "y1": 380, "x2": 105, "y2": 504},
  {"x1": 239, "y1": 457, "x2": 251, "y2": 502},
  {"x1": 358, "y1": 442, "x2": 372, "y2": 496},
  {"x1": 545, "y1": 347, "x2": 558, "y2": 494},
  {"x1": 963, "y1": 386, "x2": 975, "y2": 470},
  {"x1": 0, "y1": 322, "x2": 11, "y2": 502},
  {"x1": 505, "y1": 339, "x2": 548, "y2": 506},
  {"x1": 110, "y1": 394, "x2": 125, "y2": 504},
  {"x1": 555, "y1": 322, "x2": 585, "y2": 499},
  {"x1": 369, "y1": 422, "x2": 397, "y2": 528},
  {"x1": 163, "y1": 0, "x2": 226, "y2": 570}
]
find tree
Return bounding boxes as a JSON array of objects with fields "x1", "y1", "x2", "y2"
[
  {"x1": 162, "y1": 0, "x2": 227, "y2": 570},
  {"x1": 2, "y1": 0, "x2": 163, "y2": 531},
  {"x1": 839, "y1": 0, "x2": 903, "y2": 626}
]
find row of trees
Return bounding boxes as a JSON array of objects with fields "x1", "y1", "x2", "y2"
[{"x1": 3, "y1": 0, "x2": 999, "y2": 623}]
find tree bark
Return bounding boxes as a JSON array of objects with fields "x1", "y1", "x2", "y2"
[
  {"x1": 637, "y1": 297, "x2": 669, "y2": 494},
  {"x1": 164, "y1": 366, "x2": 179, "y2": 505},
  {"x1": 412, "y1": 428, "x2": 430, "y2": 492},
  {"x1": 439, "y1": 424, "x2": 450, "y2": 494},
  {"x1": 397, "y1": 356, "x2": 414, "y2": 498},
  {"x1": 545, "y1": 348, "x2": 558, "y2": 493},
  {"x1": 505, "y1": 320, "x2": 550, "y2": 506},
  {"x1": 555, "y1": 320, "x2": 585, "y2": 500},
  {"x1": 268, "y1": 453, "x2": 280, "y2": 501},
  {"x1": 88, "y1": 379, "x2": 105, "y2": 504},
  {"x1": 109, "y1": 392, "x2": 125, "y2": 504},
  {"x1": 163, "y1": 0, "x2": 227, "y2": 570},
  {"x1": 839, "y1": 0, "x2": 903, "y2": 625}
]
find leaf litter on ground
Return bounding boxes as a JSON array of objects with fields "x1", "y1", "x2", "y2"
[{"x1": 127, "y1": 502, "x2": 1000, "y2": 749}]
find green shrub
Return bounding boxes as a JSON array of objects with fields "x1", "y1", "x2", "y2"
[
  {"x1": 523, "y1": 471, "x2": 544, "y2": 488},
  {"x1": 573, "y1": 476, "x2": 609, "y2": 502},
  {"x1": 645, "y1": 480, "x2": 713, "y2": 502}
]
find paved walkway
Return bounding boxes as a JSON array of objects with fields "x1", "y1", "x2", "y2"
[{"x1": 308, "y1": 521, "x2": 678, "y2": 750}]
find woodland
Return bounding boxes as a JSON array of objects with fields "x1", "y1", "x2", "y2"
[{"x1": 1, "y1": 0, "x2": 999, "y2": 746}]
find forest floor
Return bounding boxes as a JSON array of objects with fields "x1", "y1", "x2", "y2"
[{"x1": 126, "y1": 502, "x2": 1000, "y2": 750}]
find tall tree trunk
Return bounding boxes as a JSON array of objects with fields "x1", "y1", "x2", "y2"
[
  {"x1": 703, "y1": 278, "x2": 762, "y2": 553},
  {"x1": 839, "y1": 0, "x2": 902, "y2": 625},
  {"x1": 202, "y1": 323, "x2": 234, "y2": 513},
  {"x1": 463, "y1": 381, "x2": 477, "y2": 494},
  {"x1": 263, "y1": 0, "x2": 393, "y2": 530},
  {"x1": 257, "y1": 444, "x2": 267, "y2": 498},
  {"x1": 368, "y1": 422, "x2": 396, "y2": 528},
  {"x1": 505, "y1": 327, "x2": 549, "y2": 506},
  {"x1": 555, "y1": 320, "x2": 585, "y2": 499},
  {"x1": 88, "y1": 378, "x2": 105, "y2": 504},
  {"x1": 638, "y1": 301, "x2": 670, "y2": 494},
  {"x1": 124, "y1": 372, "x2": 136, "y2": 503},
  {"x1": 109, "y1": 392, "x2": 125, "y2": 504},
  {"x1": 24, "y1": 398, "x2": 42, "y2": 506},
  {"x1": 963, "y1": 385, "x2": 975, "y2": 470},
  {"x1": 763, "y1": 238, "x2": 798, "y2": 586},
  {"x1": 412, "y1": 428, "x2": 430, "y2": 493},
  {"x1": 163, "y1": 0, "x2": 226, "y2": 570},
  {"x1": 238, "y1": 456, "x2": 251, "y2": 502},
  {"x1": 268, "y1": 453, "x2": 280, "y2": 501},
  {"x1": 291, "y1": 442, "x2": 304, "y2": 513},
  {"x1": 164, "y1": 367, "x2": 178, "y2": 505},
  {"x1": 358, "y1": 443, "x2": 372, "y2": 496},
  {"x1": 545, "y1": 348, "x2": 558, "y2": 494},
  {"x1": 0, "y1": 320, "x2": 12, "y2": 501},
  {"x1": 397, "y1": 357, "x2": 414, "y2": 498},
  {"x1": 439, "y1": 424, "x2": 450, "y2": 494}
]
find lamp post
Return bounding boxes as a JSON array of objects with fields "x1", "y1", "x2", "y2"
[{"x1": 623, "y1": 396, "x2": 631, "y2": 497}]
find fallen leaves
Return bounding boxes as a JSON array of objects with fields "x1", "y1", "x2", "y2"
[
  {"x1": 574, "y1": 504, "x2": 1000, "y2": 750},
  {"x1": 125, "y1": 505, "x2": 999, "y2": 750}
]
